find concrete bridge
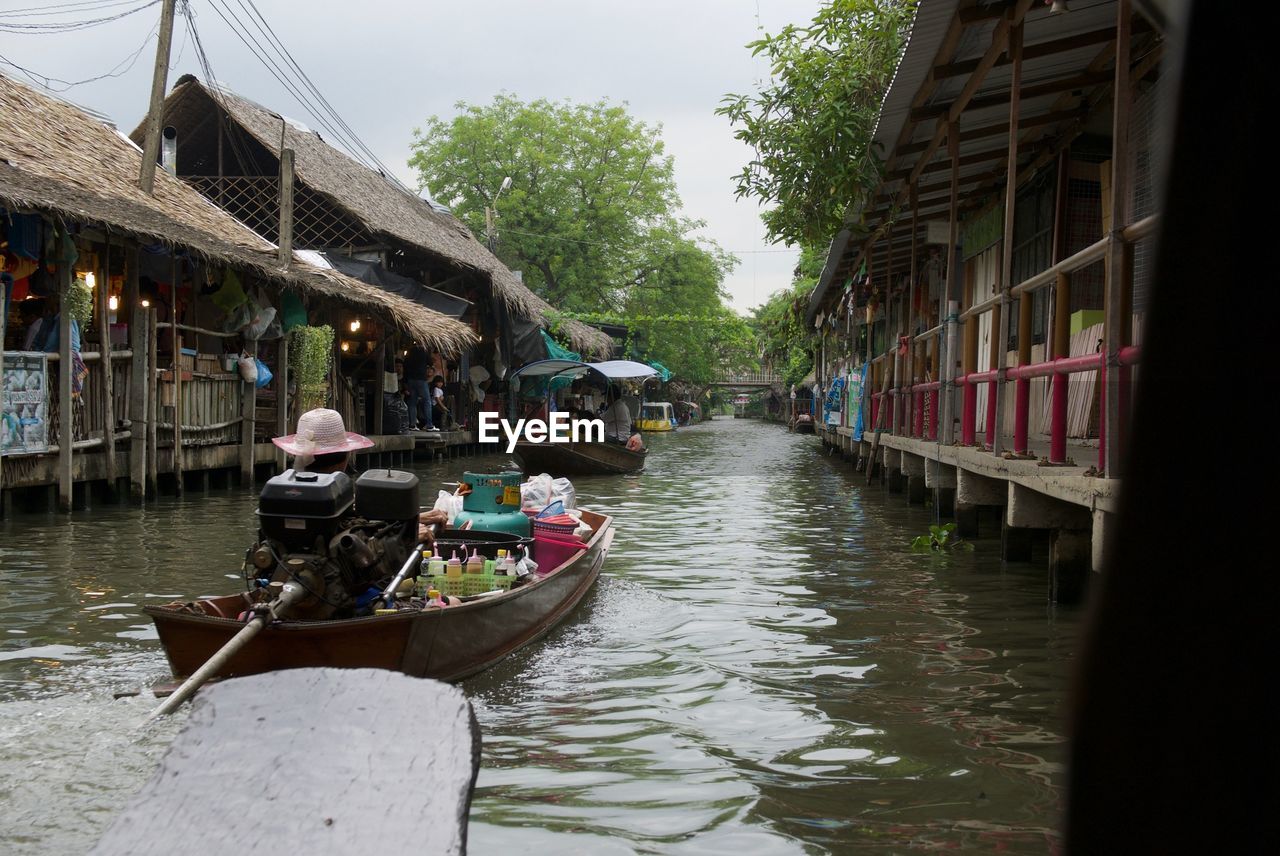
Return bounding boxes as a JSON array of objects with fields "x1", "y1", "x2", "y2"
[{"x1": 709, "y1": 370, "x2": 782, "y2": 390}]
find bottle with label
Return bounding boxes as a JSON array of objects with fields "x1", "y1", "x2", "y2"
[
  {"x1": 446, "y1": 551, "x2": 463, "y2": 578},
  {"x1": 494, "y1": 556, "x2": 509, "y2": 576}
]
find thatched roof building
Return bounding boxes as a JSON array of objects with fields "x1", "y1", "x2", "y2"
[
  {"x1": 0, "y1": 74, "x2": 475, "y2": 355},
  {"x1": 143, "y1": 76, "x2": 612, "y2": 357}
]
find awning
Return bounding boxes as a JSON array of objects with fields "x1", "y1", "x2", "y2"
[
  {"x1": 510, "y1": 359, "x2": 660, "y2": 381},
  {"x1": 320, "y1": 252, "x2": 471, "y2": 319}
]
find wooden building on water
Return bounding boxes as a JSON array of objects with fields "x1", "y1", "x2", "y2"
[
  {"x1": 804, "y1": 0, "x2": 1163, "y2": 600},
  {"x1": 136, "y1": 76, "x2": 613, "y2": 449},
  {"x1": 0, "y1": 74, "x2": 474, "y2": 514}
]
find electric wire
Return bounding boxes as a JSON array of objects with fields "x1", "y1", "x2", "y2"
[
  {"x1": 0, "y1": 0, "x2": 158, "y2": 32},
  {"x1": 0, "y1": 12, "x2": 158, "y2": 91}
]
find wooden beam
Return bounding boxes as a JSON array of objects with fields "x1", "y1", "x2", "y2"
[
  {"x1": 933, "y1": 23, "x2": 1146, "y2": 80},
  {"x1": 910, "y1": 71, "x2": 1113, "y2": 122},
  {"x1": 898, "y1": 108, "x2": 1087, "y2": 155},
  {"x1": 958, "y1": 1, "x2": 1014, "y2": 25}
]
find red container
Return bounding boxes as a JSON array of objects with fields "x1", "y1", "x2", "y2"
[{"x1": 533, "y1": 530, "x2": 587, "y2": 573}]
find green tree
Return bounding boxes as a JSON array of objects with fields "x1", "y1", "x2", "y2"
[
  {"x1": 408, "y1": 94, "x2": 684, "y2": 313},
  {"x1": 718, "y1": 0, "x2": 914, "y2": 248}
]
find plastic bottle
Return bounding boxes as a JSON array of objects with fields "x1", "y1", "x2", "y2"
[
  {"x1": 494, "y1": 556, "x2": 509, "y2": 576},
  {"x1": 446, "y1": 550, "x2": 463, "y2": 578},
  {"x1": 425, "y1": 589, "x2": 445, "y2": 608},
  {"x1": 465, "y1": 549, "x2": 484, "y2": 575}
]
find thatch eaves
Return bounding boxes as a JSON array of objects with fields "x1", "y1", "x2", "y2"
[
  {"x1": 150, "y1": 76, "x2": 612, "y2": 358},
  {"x1": 0, "y1": 74, "x2": 475, "y2": 355}
]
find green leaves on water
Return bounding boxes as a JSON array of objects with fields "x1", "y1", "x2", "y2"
[{"x1": 911, "y1": 523, "x2": 975, "y2": 553}]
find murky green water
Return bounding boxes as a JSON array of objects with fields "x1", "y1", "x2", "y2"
[{"x1": 0, "y1": 419, "x2": 1078, "y2": 853}]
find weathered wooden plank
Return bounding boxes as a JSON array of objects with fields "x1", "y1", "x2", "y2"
[{"x1": 93, "y1": 668, "x2": 479, "y2": 856}]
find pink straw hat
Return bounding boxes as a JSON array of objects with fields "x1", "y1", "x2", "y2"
[{"x1": 271, "y1": 408, "x2": 374, "y2": 457}]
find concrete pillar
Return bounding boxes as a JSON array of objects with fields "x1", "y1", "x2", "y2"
[
  {"x1": 1050, "y1": 528, "x2": 1091, "y2": 603},
  {"x1": 901, "y1": 452, "x2": 927, "y2": 504},
  {"x1": 955, "y1": 469, "x2": 1005, "y2": 539},
  {"x1": 933, "y1": 488, "x2": 956, "y2": 519},
  {"x1": 955, "y1": 501, "x2": 979, "y2": 537},
  {"x1": 1091, "y1": 509, "x2": 1114, "y2": 574},
  {"x1": 886, "y1": 466, "x2": 904, "y2": 493}
]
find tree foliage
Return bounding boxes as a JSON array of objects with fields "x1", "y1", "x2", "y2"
[
  {"x1": 409, "y1": 94, "x2": 690, "y2": 314},
  {"x1": 718, "y1": 0, "x2": 914, "y2": 248},
  {"x1": 410, "y1": 94, "x2": 752, "y2": 387}
]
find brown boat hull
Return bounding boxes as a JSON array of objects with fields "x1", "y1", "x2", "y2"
[
  {"x1": 146, "y1": 513, "x2": 614, "y2": 683},
  {"x1": 512, "y1": 440, "x2": 645, "y2": 475}
]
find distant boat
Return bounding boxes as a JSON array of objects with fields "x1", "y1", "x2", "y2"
[
  {"x1": 638, "y1": 401, "x2": 675, "y2": 432},
  {"x1": 514, "y1": 439, "x2": 646, "y2": 475}
]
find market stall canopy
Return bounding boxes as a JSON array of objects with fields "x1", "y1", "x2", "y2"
[
  {"x1": 510, "y1": 359, "x2": 660, "y2": 381},
  {"x1": 319, "y1": 253, "x2": 471, "y2": 319}
]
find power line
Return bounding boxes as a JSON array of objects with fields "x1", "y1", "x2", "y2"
[
  {"x1": 200, "y1": 0, "x2": 400, "y2": 185},
  {"x1": 0, "y1": 13, "x2": 157, "y2": 90},
  {"x1": 0, "y1": 0, "x2": 157, "y2": 32},
  {"x1": 0, "y1": 0, "x2": 145, "y2": 15}
]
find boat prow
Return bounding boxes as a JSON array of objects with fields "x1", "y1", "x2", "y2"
[{"x1": 513, "y1": 440, "x2": 645, "y2": 475}]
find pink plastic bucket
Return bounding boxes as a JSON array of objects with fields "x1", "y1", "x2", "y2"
[{"x1": 533, "y1": 531, "x2": 587, "y2": 573}]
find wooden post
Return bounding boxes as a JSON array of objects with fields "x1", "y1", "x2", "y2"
[
  {"x1": 278, "y1": 148, "x2": 296, "y2": 263},
  {"x1": 907, "y1": 183, "x2": 919, "y2": 430},
  {"x1": 172, "y1": 332, "x2": 184, "y2": 494},
  {"x1": 985, "y1": 301, "x2": 1001, "y2": 449},
  {"x1": 992, "y1": 20, "x2": 1023, "y2": 457},
  {"x1": 275, "y1": 331, "x2": 290, "y2": 472},
  {"x1": 137, "y1": 0, "x2": 178, "y2": 194},
  {"x1": 241, "y1": 338, "x2": 257, "y2": 484},
  {"x1": 961, "y1": 259, "x2": 978, "y2": 446},
  {"x1": 941, "y1": 119, "x2": 961, "y2": 445},
  {"x1": 129, "y1": 305, "x2": 150, "y2": 503},
  {"x1": 1102, "y1": 0, "x2": 1132, "y2": 478},
  {"x1": 97, "y1": 238, "x2": 117, "y2": 493},
  {"x1": 58, "y1": 263, "x2": 73, "y2": 511},
  {"x1": 373, "y1": 338, "x2": 386, "y2": 436},
  {"x1": 147, "y1": 307, "x2": 158, "y2": 493},
  {"x1": 1051, "y1": 271, "x2": 1072, "y2": 464}
]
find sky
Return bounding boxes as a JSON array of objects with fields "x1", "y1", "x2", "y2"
[{"x1": 0, "y1": 0, "x2": 823, "y2": 314}]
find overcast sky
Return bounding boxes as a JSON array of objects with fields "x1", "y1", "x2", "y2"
[{"x1": 2, "y1": 0, "x2": 822, "y2": 313}]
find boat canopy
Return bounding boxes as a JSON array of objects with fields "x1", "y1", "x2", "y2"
[{"x1": 510, "y1": 359, "x2": 660, "y2": 381}]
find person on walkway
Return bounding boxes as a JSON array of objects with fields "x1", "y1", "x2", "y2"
[
  {"x1": 403, "y1": 345, "x2": 434, "y2": 431},
  {"x1": 431, "y1": 375, "x2": 451, "y2": 429},
  {"x1": 271, "y1": 407, "x2": 373, "y2": 475}
]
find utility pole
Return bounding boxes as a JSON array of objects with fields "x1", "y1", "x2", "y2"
[{"x1": 138, "y1": 0, "x2": 178, "y2": 194}]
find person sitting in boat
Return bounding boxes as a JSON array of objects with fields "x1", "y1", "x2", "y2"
[
  {"x1": 272, "y1": 407, "x2": 374, "y2": 475},
  {"x1": 601, "y1": 384, "x2": 633, "y2": 443}
]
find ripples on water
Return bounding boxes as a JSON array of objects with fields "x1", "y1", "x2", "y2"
[{"x1": 0, "y1": 419, "x2": 1078, "y2": 853}]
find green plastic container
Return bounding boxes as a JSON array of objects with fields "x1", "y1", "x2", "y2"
[{"x1": 420, "y1": 573, "x2": 514, "y2": 598}]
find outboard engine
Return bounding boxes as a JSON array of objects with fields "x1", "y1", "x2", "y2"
[{"x1": 247, "y1": 468, "x2": 420, "y2": 619}]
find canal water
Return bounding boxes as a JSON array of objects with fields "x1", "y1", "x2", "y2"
[{"x1": 0, "y1": 418, "x2": 1080, "y2": 854}]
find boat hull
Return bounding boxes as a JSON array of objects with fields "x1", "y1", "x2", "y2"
[
  {"x1": 636, "y1": 419, "x2": 673, "y2": 432},
  {"x1": 146, "y1": 513, "x2": 614, "y2": 683},
  {"x1": 513, "y1": 440, "x2": 645, "y2": 475}
]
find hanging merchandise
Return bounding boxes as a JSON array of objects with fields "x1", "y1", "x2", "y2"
[
  {"x1": 241, "y1": 294, "x2": 278, "y2": 341},
  {"x1": 238, "y1": 353, "x2": 258, "y2": 384},
  {"x1": 210, "y1": 267, "x2": 248, "y2": 313},
  {"x1": 253, "y1": 357, "x2": 273, "y2": 389}
]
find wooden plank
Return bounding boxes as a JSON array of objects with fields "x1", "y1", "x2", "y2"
[{"x1": 92, "y1": 669, "x2": 479, "y2": 856}]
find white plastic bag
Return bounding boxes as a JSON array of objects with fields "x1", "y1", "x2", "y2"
[
  {"x1": 521, "y1": 473, "x2": 553, "y2": 510},
  {"x1": 550, "y1": 476, "x2": 576, "y2": 510},
  {"x1": 237, "y1": 354, "x2": 258, "y2": 383},
  {"x1": 432, "y1": 489, "x2": 465, "y2": 526}
]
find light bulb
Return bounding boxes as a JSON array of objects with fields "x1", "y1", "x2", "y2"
[
  {"x1": 108, "y1": 295, "x2": 119, "y2": 311},
  {"x1": 140, "y1": 299, "x2": 151, "y2": 308},
  {"x1": 341, "y1": 342, "x2": 350, "y2": 352},
  {"x1": 349, "y1": 319, "x2": 361, "y2": 332},
  {"x1": 85, "y1": 272, "x2": 96, "y2": 289}
]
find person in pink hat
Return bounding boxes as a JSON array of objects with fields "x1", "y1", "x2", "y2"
[{"x1": 271, "y1": 408, "x2": 374, "y2": 474}]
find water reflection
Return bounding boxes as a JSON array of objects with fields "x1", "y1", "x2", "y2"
[{"x1": 0, "y1": 419, "x2": 1077, "y2": 854}]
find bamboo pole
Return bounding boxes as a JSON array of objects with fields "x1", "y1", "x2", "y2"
[
  {"x1": 147, "y1": 307, "x2": 158, "y2": 494},
  {"x1": 129, "y1": 302, "x2": 150, "y2": 503},
  {"x1": 172, "y1": 332, "x2": 184, "y2": 494}
]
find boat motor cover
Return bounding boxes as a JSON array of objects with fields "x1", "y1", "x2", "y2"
[
  {"x1": 355, "y1": 469, "x2": 420, "y2": 521},
  {"x1": 257, "y1": 470, "x2": 355, "y2": 547}
]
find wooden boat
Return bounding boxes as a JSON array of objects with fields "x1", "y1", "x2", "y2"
[
  {"x1": 513, "y1": 439, "x2": 645, "y2": 475},
  {"x1": 791, "y1": 413, "x2": 816, "y2": 434},
  {"x1": 145, "y1": 510, "x2": 614, "y2": 684},
  {"x1": 637, "y1": 402, "x2": 675, "y2": 432}
]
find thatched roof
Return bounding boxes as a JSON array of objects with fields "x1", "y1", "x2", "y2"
[
  {"x1": 148, "y1": 76, "x2": 613, "y2": 358},
  {"x1": 0, "y1": 74, "x2": 475, "y2": 355}
]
